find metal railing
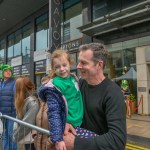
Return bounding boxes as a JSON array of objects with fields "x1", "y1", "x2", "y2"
[{"x1": 0, "y1": 112, "x2": 50, "y2": 150}]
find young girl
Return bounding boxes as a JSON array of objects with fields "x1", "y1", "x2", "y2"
[
  {"x1": 13, "y1": 77, "x2": 39, "y2": 150},
  {"x1": 38, "y1": 49, "x2": 97, "y2": 150}
]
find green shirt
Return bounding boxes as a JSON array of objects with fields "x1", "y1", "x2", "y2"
[{"x1": 53, "y1": 75, "x2": 83, "y2": 127}]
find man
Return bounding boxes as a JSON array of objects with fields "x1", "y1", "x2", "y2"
[
  {"x1": 64, "y1": 43, "x2": 126, "y2": 150},
  {"x1": 0, "y1": 64, "x2": 17, "y2": 150}
]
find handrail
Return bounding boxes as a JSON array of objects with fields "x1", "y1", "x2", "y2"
[{"x1": 0, "y1": 112, "x2": 49, "y2": 135}]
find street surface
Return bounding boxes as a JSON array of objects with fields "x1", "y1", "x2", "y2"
[
  {"x1": 126, "y1": 143, "x2": 150, "y2": 150},
  {"x1": 126, "y1": 114, "x2": 150, "y2": 150}
]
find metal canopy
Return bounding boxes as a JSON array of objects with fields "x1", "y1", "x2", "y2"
[{"x1": 0, "y1": 0, "x2": 49, "y2": 37}]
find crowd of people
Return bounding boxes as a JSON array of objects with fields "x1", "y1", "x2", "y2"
[{"x1": 0, "y1": 42, "x2": 126, "y2": 150}]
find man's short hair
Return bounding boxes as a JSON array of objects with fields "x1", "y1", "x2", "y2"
[{"x1": 79, "y1": 43, "x2": 109, "y2": 68}]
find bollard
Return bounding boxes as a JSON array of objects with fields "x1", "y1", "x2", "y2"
[{"x1": 141, "y1": 94, "x2": 144, "y2": 116}]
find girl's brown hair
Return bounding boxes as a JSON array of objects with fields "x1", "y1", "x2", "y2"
[
  {"x1": 49, "y1": 49, "x2": 73, "y2": 78},
  {"x1": 15, "y1": 77, "x2": 35, "y2": 119}
]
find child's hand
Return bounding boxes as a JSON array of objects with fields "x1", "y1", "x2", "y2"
[
  {"x1": 55, "y1": 141, "x2": 66, "y2": 150},
  {"x1": 64, "y1": 123, "x2": 76, "y2": 136}
]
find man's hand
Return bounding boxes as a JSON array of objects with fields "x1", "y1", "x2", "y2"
[
  {"x1": 64, "y1": 123, "x2": 76, "y2": 136},
  {"x1": 63, "y1": 132, "x2": 75, "y2": 150}
]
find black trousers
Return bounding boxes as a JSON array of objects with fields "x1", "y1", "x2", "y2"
[{"x1": 25, "y1": 143, "x2": 35, "y2": 150}]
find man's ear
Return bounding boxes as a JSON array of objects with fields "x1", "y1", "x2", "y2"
[{"x1": 97, "y1": 61, "x2": 103, "y2": 69}]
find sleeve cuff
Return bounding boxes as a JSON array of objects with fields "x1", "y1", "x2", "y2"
[{"x1": 74, "y1": 137, "x2": 97, "y2": 150}]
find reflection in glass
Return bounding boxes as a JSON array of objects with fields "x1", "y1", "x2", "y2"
[
  {"x1": 62, "y1": 2, "x2": 82, "y2": 42},
  {"x1": 70, "y1": 52, "x2": 77, "y2": 70},
  {"x1": 0, "y1": 50, "x2": 4, "y2": 64},
  {"x1": 14, "y1": 30, "x2": 21, "y2": 57},
  {"x1": 0, "y1": 40, "x2": 5, "y2": 64},
  {"x1": 22, "y1": 24, "x2": 31, "y2": 64},
  {"x1": 36, "y1": 13, "x2": 49, "y2": 51},
  {"x1": 6, "y1": 24, "x2": 31, "y2": 65},
  {"x1": 7, "y1": 34, "x2": 14, "y2": 64},
  {"x1": 93, "y1": 0, "x2": 144, "y2": 20},
  {"x1": 105, "y1": 48, "x2": 136, "y2": 79},
  {"x1": 106, "y1": 51, "x2": 123, "y2": 79}
]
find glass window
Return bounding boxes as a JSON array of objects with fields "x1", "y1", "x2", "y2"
[
  {"x1": 105, "y1": 44, "x2": 136, "y2": 79},
  {"x1": 92, "y1": 0, "x2": 145, "y2": 20},
  {"x1": 63, "y1": 21, "x2": 70, "y2": 41},
  {"x1": 105, "y1": 50, "x2": 123, "y2": 79},
  {"x1": 7, "y1": 34, "x2": 14, "y2": 64},
  {"x1": 93, "y1": 0, "x2": 107, "y2": 20},
  {"x1": 122, "y1": 0, "x2": 145, "y2": 9},
  {"x1": 0, "y1": 49, "x2": 4, "y2": 64},
  {"x1": 22, "y1": 24, "x2": 31, "y2": 64},
  {"x1": 7, "y1": 23, "x2": 31, "y2": 65},
  {"x1": 69, "y1": 51, "x2": 80, "y2": 76},
  {"x1": 0, "y1": 40, "x2": 5, "y2": 64},
  {"x1": 123, "y1": 48, "x2": 136, "y2": 67},
  {"x1": 36, "y1": 13, "x2": 49, "y2": 51},
  {"x1": 35, "y1": 74, "x2": 46, "y2": 89},
  {"x1": 70, "y1": 52, "x2": 77, "y2": 70},
  {"x1": 14, "y1": 29, "x2": 21, "y2": 57},
  {"x1": 63, "y1": 2, "x2": 82, "y2": 21},
  {"x1": 62, "y1": 2, "x2": 83, "y2": 42}
]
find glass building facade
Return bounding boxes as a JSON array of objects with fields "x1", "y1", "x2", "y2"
[
  {"x1": 0, "y1": 0, "x2": 148, "y2": 81},
  {"x1": 0, "y1": 0, "x2": 147, "y2": 81},
  {"x1": 0, "y1": 0, "x2": 150, "y2": 114}
]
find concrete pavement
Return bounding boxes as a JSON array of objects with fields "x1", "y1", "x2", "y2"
[{"x1": 127, "y1": 114, "x2": 150, "y2": 148}]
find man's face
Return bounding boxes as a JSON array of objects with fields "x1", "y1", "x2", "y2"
[
  {"x1": 3, "y1": 69, "x2": 12, "y2": 80},
  {"x1": 77, "y1": 49, "x2": 99, "y2": 81}
]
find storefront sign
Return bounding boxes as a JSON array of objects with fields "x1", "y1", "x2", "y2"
[
  {"x1": 22, "y1": 64, "x2": 30, "y2": 75},
  {"x1": 61, "y1": 39, "x2": 82, "y2": 51},
  {"x1": 13, "y1": 66, "x2": 21, "y2": 76},
  {"x1": 34, "y1": 50, "x2": 48, "y2": 62},
  {"x1": 138, "y1": 87, "x2": 146, "y2": 92},
  {"x1": 35, "y1": 60, "x2": 46, "y2": 74},
  {"x1": 11, "y1": 56, "x2": 22, "y2": 67},
  {"x1": 49, "y1": 0, "x2": 61, "y2": 51},
  {"x1": 46, "y1": 54, "x2": 51, "y2": 74}
]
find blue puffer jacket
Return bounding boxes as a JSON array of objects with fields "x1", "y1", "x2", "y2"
[
  {"x1": 0, "y1": 78, "x2": 16, "y2": 117},
  {"x1": 38, "y1": 80, "x2": 67, "y2": 143}
]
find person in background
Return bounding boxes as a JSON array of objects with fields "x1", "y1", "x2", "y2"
[
  {"x1": 33, "y1": 76, "x2": 54, "y2": 150},
  {"x1": 0, "y1": 64, "x2": 17, "y2": 150},
  {"x1": 13, "y1": 77, "x2": 39, "y2": 150},
  {"x1": 41, "y1": 76, "x2": 50, "y2": 85},
  {"x1": 63, "y1": 43, "x2": 126, "y2": 150},
  {"x1": 121, "y1": 79, "x2": 131, "y2": 118}
]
